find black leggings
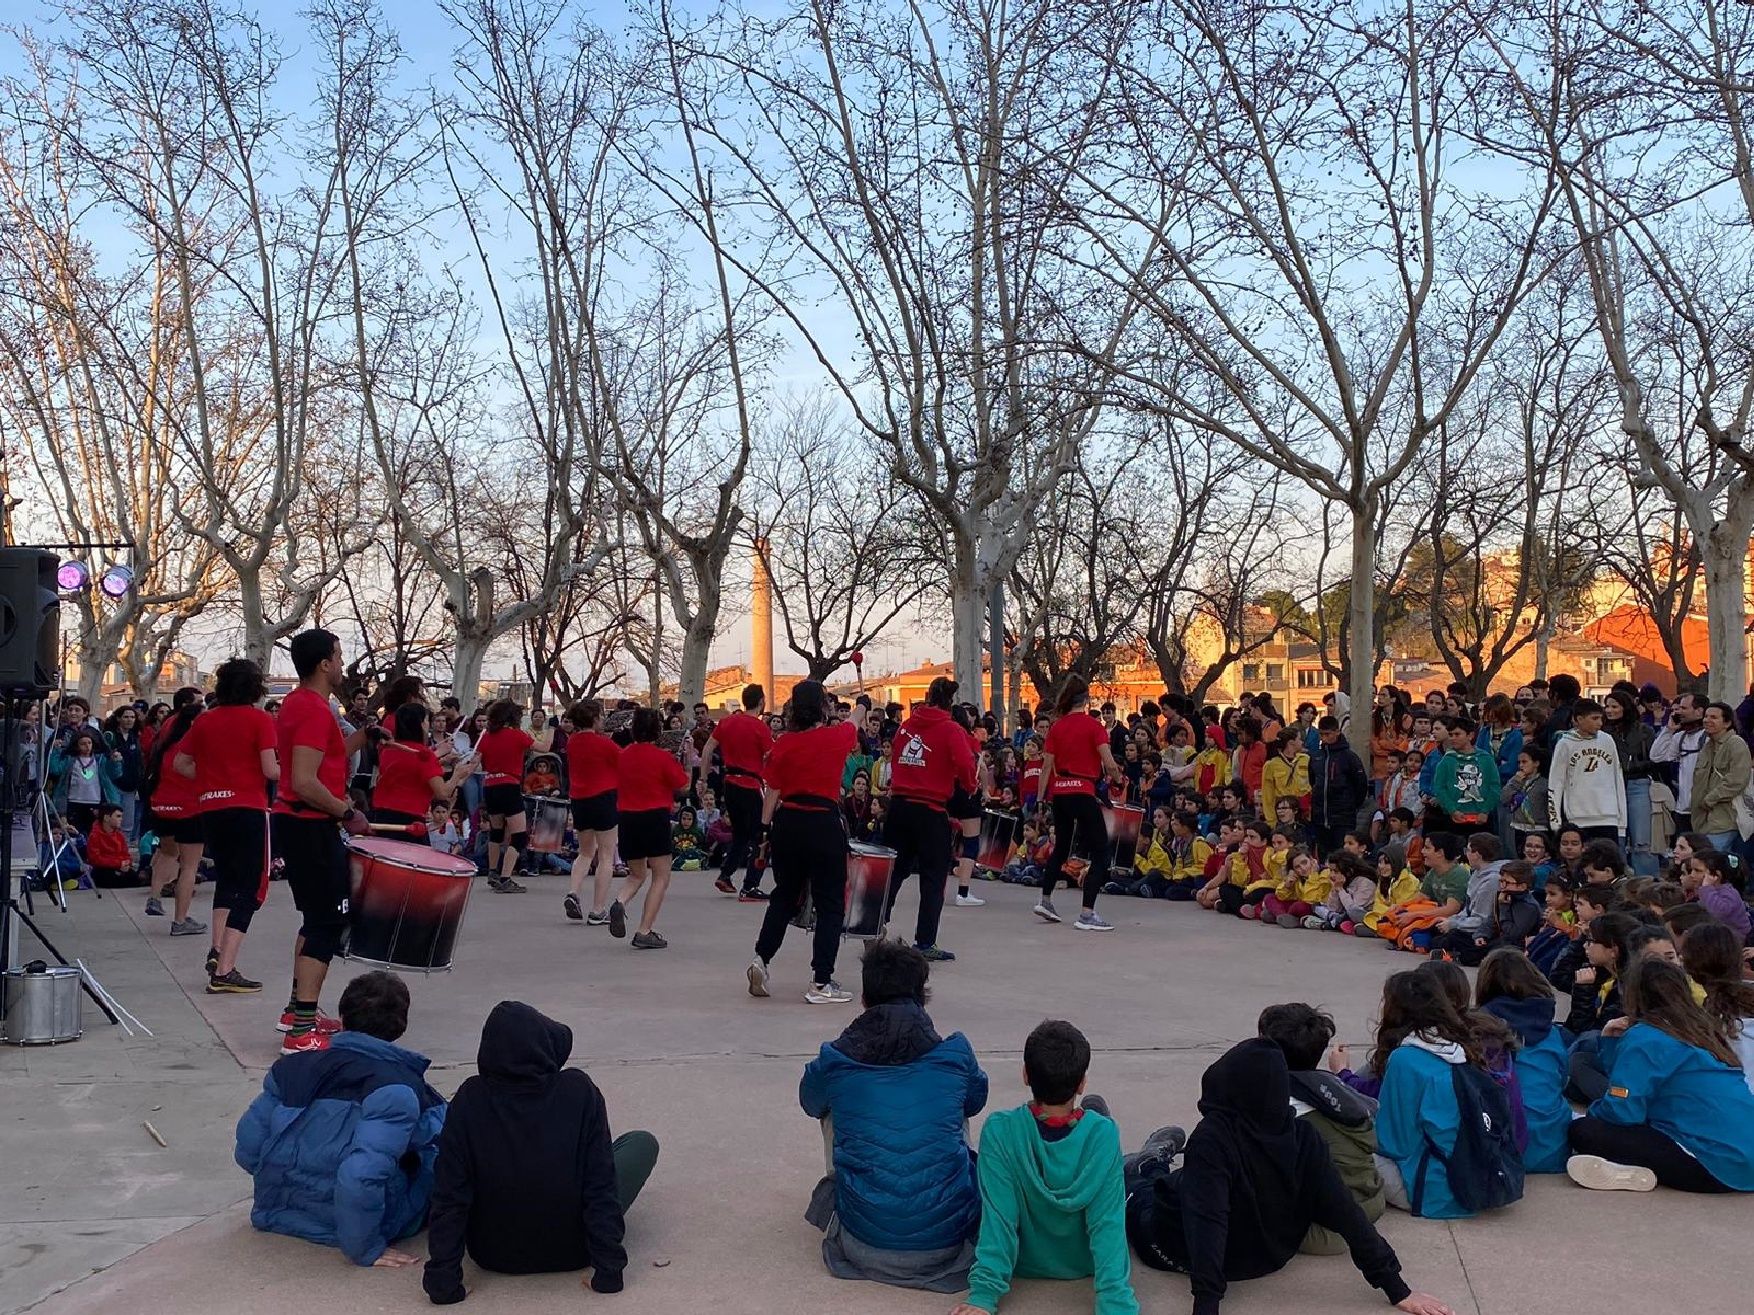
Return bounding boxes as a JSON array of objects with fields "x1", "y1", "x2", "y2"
[
  {"x1": 1042, "y1": 793, "x2": 1108, "y2": 910},
  {"x1": 205, "y1": 807, "x2": 269, "y2": 934},
  {"x1": 1568, "y1": 1117, "x2": 1734, "y2": 1193},
  {"x1": 756, "y1": 807, "x2": 846, "y2": 985},
  {"x1": 722, "y1": 781, "x2": 764, "y2": 891},
  {"x1": 883, "y1": 798, "x2": 953, "y2": 948}
]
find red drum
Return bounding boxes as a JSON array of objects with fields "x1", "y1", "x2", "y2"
[
  {"x1": 344, "y1": 836, "x2": 478, "y2": 973},
  {"x1": 845, "y1": 842, "x2": 896, "y2": 939},
  {"x1": 1104, "y1": 802, "x2": 1146, "y2": 874},
  {"x1": 976, "y1": 810, "x2": 1018, "y2": 871},
  {"x1": 525, "y1": 794, "x2": 569, "y2": 854}
]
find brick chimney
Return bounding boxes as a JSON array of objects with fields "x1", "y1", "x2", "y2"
[{"x1": 752, "y1": 537, "x2": 774, "y2": 699}]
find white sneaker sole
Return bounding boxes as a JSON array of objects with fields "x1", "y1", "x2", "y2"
[
  {"x1": 805, "y1": 990, "x2": 851, "y2": 1005},
  {"x1": 1033, "y1": 906, "x2": 1061, "y2": 924},
  {"x1": 747, "y1": 962, "x2": 769, "y2": 998},
  {"x1": 1567, "y1": 1154, "x2": 1657, "y2": 1192},
  {"x1": 955, "y1": 897, "x2": 985, "y2": 906},
  {"x1": 1073, "y1": 920, "x2": 1115, "y2": 932}
]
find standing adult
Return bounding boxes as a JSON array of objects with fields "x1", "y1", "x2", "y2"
[
  {"x1": 1546, "y1": 700, "x2": 1626, "y2": 844},
  {"x1": 476, "y1": 700, "x2": 533, "y2": 894},
  {"x1": 174, "y1": 658, "x2": 279, "y2": 993},
  {"x1": 748, "y1": 681, "x2": 859, "y2": 1003},
  {"x1": 948, "y1": 704, "x2": 989, "y2": 909},
  {"x1": 140, "y1": 689, "x2": 206, "y2": 934},
  {"x1": 605, "y1": 708, "x2": 688, "y2": 949},
  {"x1": 1538, "y1": 674, "x2": 1582, "y2": 749},
  {"x1": 1692, "y1": 702, "x2": 1751, "y2": 854},
  {"x1": 1651, "y1": 693, "x2": 1708, "y2": 836},
  {"x1": 1035, "y1": 674, "x2": 1126, "y2": 932},
  {"x1": 564, "y1": 699, "x2": 623, "y2": 926},
  {"x1": 1309, "y1": 716, "x2": 1370, "y2": 856},
  {"x1": 695, "y1": 684, "x2": 772, "y2": 901},
  {"x1": 371, "y1": 704, "x2": 475, "y2": 827},
  {"x1": 882, "y1": 677, "x2": 977, "y2": 961},
  {"x1": 104, "y1": 704, "x2": 146, "y2": 844},
  {"x1": 1604, "y1": 689, "x2": 1657, "y2": 876},
  {"x1": 272, "y1": 629, "x2": 377, "y2": 1054}
]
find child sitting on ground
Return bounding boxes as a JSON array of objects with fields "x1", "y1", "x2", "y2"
[
  {"x1": 1475, "y1": 949, "x2": 1571, "y2": 1174},
  {"x1": 425, "y1": 801, "x2": 464, "y2": 856},
  {"x1": 85, "y1": 804, "x2": 136, "y2": 887},
  {"x1": 1680, "y1": 922, "x2": 1754, "y2": 1092},
  {"x1": 1260, "y1": 846, "x2": 1324, "y2": 927},
  {"x1": 1106, "y1": 806, "x2": 1176, "y2": 898},
  {"x1": 1525, "y1": 877, "x2": 1578, "y2": 977},
  {"x1": 802, "y1": 940, "x2": 985, "y2": 1291},
  {"x1": 671, "y1": 806, "x2": 708, "y2": 871},
  {"x1": 952, "y1": 1020, "x2": 1136, "y2": 1315},
  {"x1": 1002, "y1": 818, "x2": 1048, "y2": 885},
  {"x1": 1378, "y1": 831, "x2": 1470, "y2": 952},
  {"x1": 1355, "y1": 844, "x2": 1420, "y2": 939},
  {"x1": 1256, "y1": 1004, "x2": 1386, "y2": 1254},
  {"x1": 1305, "y1": 851, "x2": 1378, "y2": 932},
  {"x1": 1162, "y1": 809, "x2": 1213, "y2": 901},
  {"x1": 1680, "y1": 846, "x2": 1752, "y2": 943},
  {"x1": 1430, "y1": 858, "x2": 1540, "y2": 966}
]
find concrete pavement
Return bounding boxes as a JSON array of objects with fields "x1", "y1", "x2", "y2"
[{"x1": 6, "y1": 867, "x2": 1748, "y2": 1315}]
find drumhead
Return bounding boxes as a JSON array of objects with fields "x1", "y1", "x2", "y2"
[
  {"x1": 345, "y1": 834, "x2": 478, "y2": 877},
  {"x1": 848, "y1": 841, "x2": 897, "y2": 858}
]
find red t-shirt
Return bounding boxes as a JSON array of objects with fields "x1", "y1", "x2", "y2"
[
  {"x1": 1021, "y1": 760, "x2": 1043, "y2": 803},
  {"x1": 374, "y1": 741, "x2": 443, "y2": 817},
  {"x1": 182, "y1": 705, "x2": 278, "y2": 812},
  {"x1": 713, "y1": 711, "x2": 772, "y2": 785},
  {"x1": 274, "y1": 687, "x2": 349, "y2": 816},
  {"x1": 767, "y1": 721, "x2": 857, "y2": 802},
  {"x1": 149, "y1": 717, "x2": 202, "y2": 817},
  {"x1": 618, "y1": 742, "x2": 687, "y2": 812},
  {"x1": 478, "y1": 727, "x2": 534, "y2": 787},
  {"x1": 1044, "y1": 711, "x2": 1107, "y2": 798},
  {"x1": 568, "y1": 730, "x2": 622, "y2": 799}
]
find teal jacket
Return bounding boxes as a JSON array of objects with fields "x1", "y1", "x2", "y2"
[
  {"x1": 965, "y1": 1105, "x2": 1138, "y2": 1315},
  {"x1": 1375, "y1": 1037, "x2": 1474, "y2": 1219},
  {"x1": 46, "y1": 746, "x2": 122, "y2": 811},
  {"x1": 1593, "y1": 1024, "x2": 1754, "y2": 1191}
]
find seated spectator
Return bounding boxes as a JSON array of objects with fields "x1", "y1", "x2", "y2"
[
  {"x1": 951, "y1": 1020, "x2": 1136, "y2": 1315},
  {"x1": 1377, "y1": 831, "x2": 1469, "y2": 952},
  {"x1": 1123, "y1": 1038, "x2": 1451, "y2": 1315},
  {"x1": 1305, "y1": 851, "x2": 1377, "y2": 932},
  {"x1": 424, "y1": 1001, "x2": 659, "y2": 1303},
  {"x1": 1567, "y1": 958, "x2": 1754, "y2": 1193},
  {"x1": 1679, "y1": 846, "x2": 1751, "y2": 943},
  {"x1": 426, "y1": 801, "x2": 464, "y2": 856},
  {"x1": 671, "y1": 806, "x2": 708, "y2": 871},
  {"x1": 1680, "y1": 922, "x2": 1754, "y2": 1094},
  {"x1": 800, "y1": 940, "x2": 985, "y2": 1291},
  {"x1": 1255, "y1": 1004, "x2": 1386, "y2": 1254},
  {"x1": 1475, "y1": 949, "x2": 1571, "y2": 1173},
  {"x1": 1431, "y1": 858, "x2": 1540, "y2": 966},
  {"x1": 85, "y1": 803, "x2": 137, "y2": 887},
  {"x1": 1525, "y1": 877, "x2": 1578, "y2": 978},
  {"x1": 235, "y1": 971, "x2": 444, "y2": 1267}
]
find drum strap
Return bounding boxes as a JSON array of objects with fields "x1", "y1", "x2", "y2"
[{"x1": 779, "y1": 794, "x2": 839, "y2": 814}]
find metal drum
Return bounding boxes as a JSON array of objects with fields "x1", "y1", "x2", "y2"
[
  {"x1": 525, "y1": 794, "x2": 569, "y2": 854},
  {"x1": 344, "y1": 836, "x2": 478, "y2": 973},
  {"x1": 1104, "y1": 802, "x2": 1146, "y2": 874},
  {"x1": 1, "y1": 962, "x2": 82, "y2": 1045},
  {"x1": 976, "y1": 810, "x2": 1018, "y2": 872},
  {"x1": 845, "y1": 842, "x2": 896, "y2": 939}
]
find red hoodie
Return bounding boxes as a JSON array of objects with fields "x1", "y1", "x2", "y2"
[
  {"x1": 890, "y1": 706, "x2": 978, "y2": 809},
  {"x1": 86, "y1": 825, "x2": 130, "y2": 870}
]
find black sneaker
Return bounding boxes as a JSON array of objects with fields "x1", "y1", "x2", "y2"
[
  {"x1": 205, "y1": 968, "x2": 263, "y2": 994},
  {"x1": 489, "y1": 876, "x2": 527, "y2": 894},
  {"x1": 1081, "y1": 1093, "x2": 1113, "y2": 1120},
  {"x1": 563, "y1": 893, "x2": 583, "y2": 921},
  {"x1": 205, "y1": 948, "x2": 220, "y2": 977},
  {"x1": 915, "y1": 943, "x2": 956, "y2": 962},
  {"x1": 737, "y1": 888, "x2": 769, "y2": 903},
  {"x1": 714, "y1": 876, "x2": 736, "y2": 894},
  {"x1": 630, "y1": 930, "x2": 668, "y2": 950},
  {"x1": 608, "y1": 899, "x2": 626, "y2": 939}
]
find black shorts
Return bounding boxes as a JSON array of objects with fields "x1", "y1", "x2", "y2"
[
  {"x1": 571, "y1": 791, "x2": 617, "y2": 833},
  {"x1": 619, "y1": 808, "x2": 672, "y2": 861},
  {"x1": 948, "y1": 787, "x2": 983, "y2": 822},
  {"x1": 369, "y1": 807, "x2": 423, "y2": 827},
  {"x1": 145, "y1": 809, "x2": 205, "y2": 846},
  {"x1": 204, "y1": 807, "x2": 270, "y2": 908},
  {"x1": 483, "y1": 782, "x2": 525, "y2": 818},
  {"x1": 271, "y1": 812, "x2": 350, "y2": 928}
]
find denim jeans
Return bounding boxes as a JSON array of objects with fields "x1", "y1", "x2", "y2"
[
  {"x1": 1707, "y1": 831, "x2": 1738, "y2": 853},
  {"x1": 1624, "y1": 777, "x2": 1656, "y2": 875}
]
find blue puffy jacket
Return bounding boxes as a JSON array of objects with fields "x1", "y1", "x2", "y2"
[
  {"x1": 235, "y1": 1031, "x2": 447, "y2": 1263},
  {"x1": 799, "y1": 1001, "x2": 987, "y2": 1251},
  {"x1": 1482, "y1": 995, "x2": 1570, "y2": 1174}
]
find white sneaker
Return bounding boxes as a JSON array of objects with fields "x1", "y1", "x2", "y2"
[
  {"x1": 746, "y1": 957, "x2": 770, "y2": 998},
  {"x1": 955, "y1": 893, "x2": 986, "y2": 907},
  {"x1": 1033, "y1": 900, "x2": 1061, "y2": 924},
  {"x1": 805, "y1": 980, "x2": 853, "y2": 1005},
  {"x1": 1567, "y1": 1154, "x2": 1657, "y2": 1192},
  {"x1": 1074, "y1": 911, "x2": 1115, "y2": 932}
]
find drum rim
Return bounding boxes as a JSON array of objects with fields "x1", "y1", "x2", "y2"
[
  {"x1": 345, "y1": 835, "x2": 479, "y2": 877},
  {"x1": 848, "y1": 841, "x2": 898, "y2": 857}
]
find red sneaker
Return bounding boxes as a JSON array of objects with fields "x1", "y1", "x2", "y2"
[
  {"x1": 279, "y1": 1028, "x2": 332, "y2": 1056},
  {"x1": 276, "y1": 1010, "x2": 342, "y2": 1035}
]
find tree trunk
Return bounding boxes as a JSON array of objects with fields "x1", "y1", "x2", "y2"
[
  {"x1": 1345, "y1": 506, "x2": 1375, "y2": 757},
  {"x1": 1533, "y1": 622, "x2": 1551, "y2": 683},
  {"x1": 1701, "y1": 493, "x2": 1754, "y2": 703},
  {"x1": 677, "y1": 611, "x2": 715, "y2": 709},
  {"x1": 237, "y1": 568, "x2": 271, "y2": 668},
  {"x1": 452, "y1": 629, "x2": 489, "y2": 714},
  {"x1": 950, "y1": 549, "x2": 985, "y2": 701}
]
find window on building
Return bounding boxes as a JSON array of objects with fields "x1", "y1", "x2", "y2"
[
  {"x1": 1242, "y1": 663, "x2": 1263, "y2": 684},
  {"x1": 1296, "y1": 668, "x2": 1327, "y2": 689},
  {"x1": 1266, "y1": 663, "x2": 1285, "y2": 684}
]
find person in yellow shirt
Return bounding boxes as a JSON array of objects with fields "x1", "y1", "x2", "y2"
[
  {"x1": 1163, "y1": 809, "x2": 1213, "y2": 901},
  {"x1": 1260, "y1": 729, "x2": 1311, "y2": 824},
  {"x1": 1357, "y1": 842, "x2": 1421, "y2": 938},
  {"x1": 1206, "y1": 817, "x2": 1275, "y2": 918}
]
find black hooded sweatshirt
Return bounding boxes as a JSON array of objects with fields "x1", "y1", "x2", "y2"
[
  {"x1": 1133, "y1": 1039, "x2": 1410, "y2": 1315},
  {"x1": 423, "y1": 1002, "x2": 627, "y2": 1304}
]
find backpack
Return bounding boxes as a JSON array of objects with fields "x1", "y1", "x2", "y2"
[{"x1": 1411, "y1": 1062, "x2": 1524, "y2": 1214}]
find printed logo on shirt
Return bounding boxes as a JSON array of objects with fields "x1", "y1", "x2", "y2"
[
  {"x1": 897, "y1": 736, "x2": 928, "y2": 768},
  {"x1": 1608, "y1": 1085, "x2": 1629, "y2": 1099}
]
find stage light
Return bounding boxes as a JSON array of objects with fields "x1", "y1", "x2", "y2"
[
  {"x1": 56, "y1": 560, "x2": 89, "y2": 592},
  {"x1": 99, "y1": 564, "x2": 133, "y2": 597}
]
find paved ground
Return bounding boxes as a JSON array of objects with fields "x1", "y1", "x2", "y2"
[{"x1": 6, "y1": 866, "x2": 1749, "y2": 1315}]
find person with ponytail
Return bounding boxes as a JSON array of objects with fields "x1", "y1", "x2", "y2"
[
  {"x1": 140, "y1": 687, "x2": 207, "y2": 934},
  {"x1": 880, "y1": 677, "x2": 978, "y2": 963},
  {"x1": 1035, "y1": 674, "x2": 1126, "y2": 931},
  {"x1": 1679, "y1": 922, "x2": 1754, "y2": 1094},
  {"x1": 747, "y1": 681, "x2": 859, "y2": 1003}
]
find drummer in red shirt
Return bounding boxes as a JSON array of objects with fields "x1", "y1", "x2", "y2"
[
  {"x1": 272, "y1": 628, "x2": 380, "y2": 1054},
  {"x1": 746, "y1": 681, "x2": 858, "y2": 1003},
  {"x1": 881, "y1": 676, "x2": 977, "y2": 964},
  {"x1": 1036, "y1": 673, "x2": 1126, "y2": 931},
  {"x1": 565, "y1": 698, "x2": 623, "y2": 926},
  {"x1": 173, "y1": 659, "x2": 279, "y2": 994},
  {"x1": 694, "y1": 685, "x2": 772, "y2": 901},
  {"x1": 371, "y1": 704, "x2": 477, "y2": 828},
  {"x1": 141, "y1": 688, "x2": 206, "y2": 932},
  {"x1": 606, "y1": 708, "x2": 688, "y2": 949},
  {"x1": 476, "y1": 700, "x2": 534, "y2": 894}
]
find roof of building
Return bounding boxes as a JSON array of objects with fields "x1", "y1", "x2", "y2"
[{"x1": 1582, "y1": 606, "x2": 1711, "y2": 673}]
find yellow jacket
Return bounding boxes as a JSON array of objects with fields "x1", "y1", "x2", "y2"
[
  {"x1": 1192, "y1": 746, "x2": 1232, "y2": 791},
  {"x1": 1226, "y1": 845, "x2": 1278, "y2": 891},
  {"x1": 1286, "y1": 864, "x2": 1333, "y2": 905},
  {"x1": 1260, "y1": 751, "x2": 1310, "y2": 822},
  {"x1": 1134, "y1": 833, "x2": 1173, "y2": 878},
  {"x1": 1170, "y1": 837, "x2": 1213, "y2": 881},
  {"x1": 1361, "y1": 870, "x2": 1422, "y2": 932}
]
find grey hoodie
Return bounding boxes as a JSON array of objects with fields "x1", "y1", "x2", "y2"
[{"x1": 1449, "y1": 859, "x2": 1505, "y2": 936}]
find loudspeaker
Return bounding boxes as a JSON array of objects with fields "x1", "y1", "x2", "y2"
[{"x1": 0, "y1": 550, "x2": 60, "y2": 698}]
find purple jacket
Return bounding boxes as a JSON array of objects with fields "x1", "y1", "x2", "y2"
[{"x1": 1697, "y1": 885, "x2": 1752, "y2": 943}]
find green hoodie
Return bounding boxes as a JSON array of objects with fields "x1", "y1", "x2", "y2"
[{"x1": 965, "y1": 1106, "x2": 1139, "y2": 1315}]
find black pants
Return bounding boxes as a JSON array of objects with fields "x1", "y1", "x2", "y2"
[
  {"x1": 883, "y1": 797, "x2": 952, "y2": 948},
  {"x1": 1429, "y1": 928, "x2": 1495, "y2": 966},
  {"x1": 1573, "y1": 824, "x2": 1619, "y2": 844},
  {"x1": 756, "y1": 807, "x2": 846, "y2": 985},
  {"x1": 1565, "y1": 1035, "x2": 1611, "y2": 1105},
  {"x1": 1568, "y1": 1117, "x2": 1733, "y2": 1193},
  {"x1": 64, "y1": 801, "x2": 99, "y2": 834},
  {"x1": 1216, "y1": 885, "x2": 1267, "y2": 916},
  {"x1": 205, "y1": 807, "x2": 270, "y2": 934},
  {"x1": 1312, "y1": 822, "x2": 1349, "y2": 858},
  {"x1": 722, "y1": 781, "x2": 763, "y2": 891},
  {"x1": 1123, "y1": 1159, "x2": 1189, "y2": 1274},
  {"x1": 1043, "y1": 793, "x2": 1108, "y2": 910}
]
